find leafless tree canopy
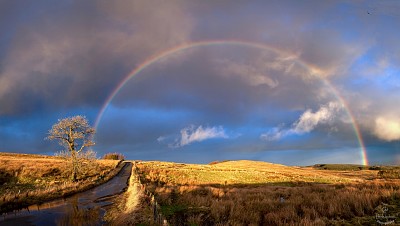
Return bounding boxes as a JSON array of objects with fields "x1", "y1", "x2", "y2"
[
  {"x1": 47, "y1": 115, "x2": 95, "y2": 181},
  {"x1": 47, "y1": 115, "x2": 95, "y2": 153}
]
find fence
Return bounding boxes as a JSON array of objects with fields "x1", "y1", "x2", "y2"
[{"x1": 133, "y1": 162, "x2": 169, "y2": 226}]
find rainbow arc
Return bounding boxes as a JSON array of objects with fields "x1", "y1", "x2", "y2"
[{"x1": 95, "y1": 40, "x2": 368, "y2": 165}]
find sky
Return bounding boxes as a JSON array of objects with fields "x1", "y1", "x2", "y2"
[{"x1": 1, "y1": 0, "x2": 400, "y2": 165}]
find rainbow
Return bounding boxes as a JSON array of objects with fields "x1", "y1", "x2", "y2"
[{"x1": 95, "y1": 40, "x2": 369, "y2": 165}]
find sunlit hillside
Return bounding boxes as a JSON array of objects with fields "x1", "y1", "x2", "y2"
[{"x1": 137, "y1": 160, "x2": 377, "y2": 186}]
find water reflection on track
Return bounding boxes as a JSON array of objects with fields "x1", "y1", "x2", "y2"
[{"x1": 0, "y1": 162, "x2": 132, "y2": 226}]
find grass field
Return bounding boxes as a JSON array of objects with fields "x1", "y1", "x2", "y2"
[
  {"x1": 0, "y1": 152, "x2": 122, "y2": 214},
  {"x1": 133, "y1": 160, "x2": 400, "y2": 225},
  {"x1": 4, "y1": 153, "x2": 400, "y2": 225}
]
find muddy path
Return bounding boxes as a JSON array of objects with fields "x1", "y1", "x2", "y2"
[{"x1": 0, "y1": 162, "x2": 132, "y2": 226}]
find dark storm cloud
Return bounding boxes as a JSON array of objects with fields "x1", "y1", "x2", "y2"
[
  {"x1": 110, "y1": 46, "x2": 334, "y2": 127},
  {"x1": 1, "y1": 0, "x2": 399, "y2": 164},
  {"x1": 0, "y1": 1, "x2": 119, "y2": 114},
  {"x1": 0, "y1": 0, "x2": 390, "y2": 118},
  {"x1": 0, "y1": 0, "x2": 193, "y2": 115}
]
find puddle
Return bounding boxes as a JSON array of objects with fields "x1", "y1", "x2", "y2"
[{"x1": 0, "y1": 162, "x2": 132, "y2": 226}]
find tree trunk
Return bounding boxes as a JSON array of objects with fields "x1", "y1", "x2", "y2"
[
  {"x1": 71, "y1": 150, "x2": 78, "y2": 182},
  {"x1": 71, "y1": 170, "x2": 77, "y2": 182}
]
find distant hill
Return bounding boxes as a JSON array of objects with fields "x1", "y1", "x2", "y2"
[{"x1": 312, "y1": 163, "x2": 400, "y2": 171}]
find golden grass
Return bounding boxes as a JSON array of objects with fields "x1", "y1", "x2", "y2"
[
  {"x1": 0, "y1": 152, "x2": 122, "y2": 214},
  {"x1": 137, "y1": 160, "x2": 378, "y2": 186},
  {"x1": 135, "y1": 160, "x2": 400, "y2": 225}
]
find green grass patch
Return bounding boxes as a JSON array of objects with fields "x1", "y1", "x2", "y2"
[
  {"x1": 313, "y1": 164, "x2": 368, "y2": 171},
  {"x1": 160, "y1": 205, "x2": 187, "y2": 217}
]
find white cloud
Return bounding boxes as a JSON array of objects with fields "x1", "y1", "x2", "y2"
[
  {"x1": 261, "y1": 102, "x2": 342, "y2": 141},
  {"x1": 374, "y1": 117, "x2": 400, "y2": 141},
  {"x1": 157, "y1": 136, "x2": 166, "y2": 142},
  {"x1": 292, "y1": 102, "x2": 341, "y2": 134},
  {"x1": 260, "y1": 125, "x2": 287, "y2": 141},
  {"x1": 173, "y1": 125, "x2": 228, "y2": 147}
]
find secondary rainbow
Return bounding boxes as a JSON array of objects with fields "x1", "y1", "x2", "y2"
[{"x1": 95, "y1": 40, "x2": 369, "y2": 165}]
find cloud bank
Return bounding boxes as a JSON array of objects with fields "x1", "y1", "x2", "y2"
[{"x1": 374, "y1": 117, "x2": 400, "y2": 141}]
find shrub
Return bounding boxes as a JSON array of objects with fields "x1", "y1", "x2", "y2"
[
  {"x1": 103, "y1": 152, "x2": 125, "y2": 161},
  {"x1": 368, "y1": 166, "x2": 381, "y2": 170},
  {"x1": 0, "y1": 169, "x2": 14, "y2": 185}
]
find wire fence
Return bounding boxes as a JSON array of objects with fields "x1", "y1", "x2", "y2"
[{"x1": 133, "y1": 162, "x2": 169, "y2": 226}]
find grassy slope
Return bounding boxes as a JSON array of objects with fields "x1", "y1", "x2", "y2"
[
  {"x1": 130, "y1": 160, "x2": 400, "y2": 225},
  {"x1": 138, "y1": 160, "x2": 378, "y2": 186},
  {"x1": 0, "y1": 152, "x2": 122, "y2": 213}
]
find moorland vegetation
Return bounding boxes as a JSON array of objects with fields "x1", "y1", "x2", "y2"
[{"x1": 129, "y1": 160, "x2": 400, "y2": 225}]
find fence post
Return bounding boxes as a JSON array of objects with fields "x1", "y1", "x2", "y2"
[
  {"x1": 153, "y1": 200, "x2": 157, "y2": 222},
  {"x1": 135, "y1": 165, "x2": 169, "y2": 226}
]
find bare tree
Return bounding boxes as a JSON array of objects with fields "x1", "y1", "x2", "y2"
[{"x1": 47, "y1": 115, "x2": 95, "y2": 181}]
